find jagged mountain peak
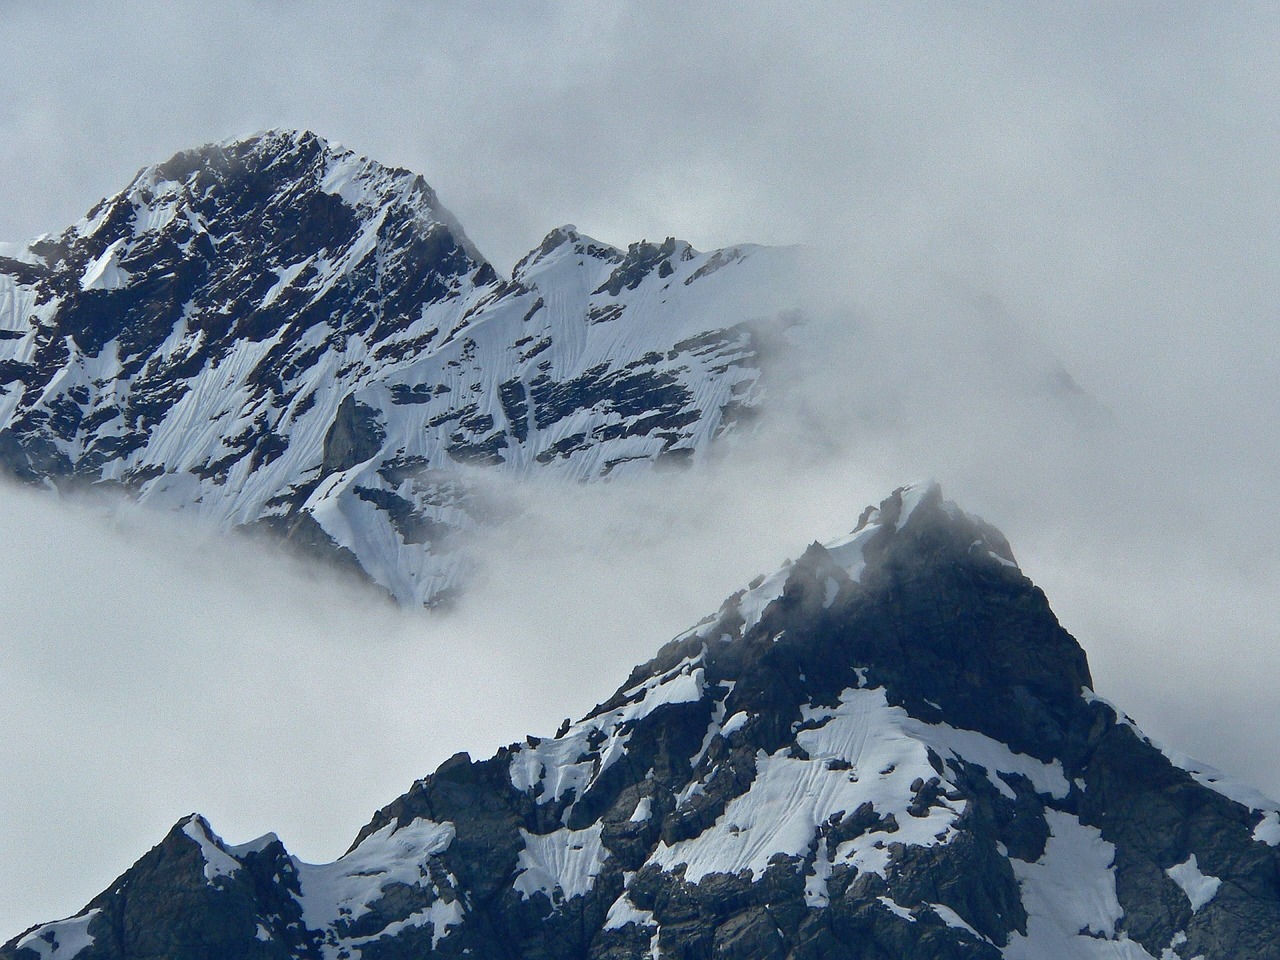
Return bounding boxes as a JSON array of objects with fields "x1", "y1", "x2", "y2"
[
  {"x1": 632, "y1": 482, "x2": 1023, "y2": 672},
  {"x1": 15, "y1": 128, "x2": 489, "y2": 364},
  {"x1": 7, "y1": 484, "x2": 1280, "y2": 959},
  {"x1": 511, "y1": 224, "x2": 623, "y2": 278},
  {"x1": 60, "y1": 128, "x2": 478, "y2": 259},
  {"x1": 599, "y1": 482, "x2": 1089, "y2": 771},
  {"x1": 510, "y1": 223, "x2": 751, "y2": 297},
  {"x1": 0, "y1": 132, "x2": 795, "y2": 603}
]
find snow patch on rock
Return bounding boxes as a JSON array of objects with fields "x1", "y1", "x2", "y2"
[
  {"x1": 295, "y1": 817, "x2": 455, "y2": 931},
  {"x1": 346, "y1": 898, "x2": 464, "y2": 951},
  {"x1": 1005, "y1": 809, "x2": 1158, "y2": 959},
  {"x1": 720, "y1": 711, "x2": 749, "y2": 739},
  {"x1": 510, "y1": 656, "x2": 705, "y2": 807},
  {"x1": 79, "y1": 238, "x2": 132, "y2": 290},
  {"x1": 1166, "y1": 854, "x2": 1221, "y2": 912},
  {"x1": 651, "y1": 686, "x2": 964, "y2": 884},
  {"x1": 929, "y1": 902, "x2": 987, "y2": 942},
  {"x1": 1254, "y1": 810, "x2": 1280, "y2": 846},
  {"x1": 603, "y1": 892, "x2": 661, "y2": 957},
  {"x1": 15, "y1": 910, "x2": 100, "y2": 960},
  {"x1": 181, "y1": 815, "x2": 242, "y2": 883},
  {"x1": 604, "y1": 893, "x2": 657, "y2": 931},
  {"x1": 513, "y1": 823, "x2": 607, "y2": 903}
]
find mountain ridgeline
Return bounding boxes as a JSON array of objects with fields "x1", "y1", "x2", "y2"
[
  {"x1": 7, "y1": 484, "x2": 1279, "y2": 960},
  {"x1": 0, "y1": 130, "x2": 800, "y2": 604}
]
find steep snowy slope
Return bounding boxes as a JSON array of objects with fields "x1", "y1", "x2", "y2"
[
  {"x1": 0, "y1": 131, "x2": 799, "y2": 603},
  {"x1": 7, "y1": 484, "x2": 1278, "y2": 960}
]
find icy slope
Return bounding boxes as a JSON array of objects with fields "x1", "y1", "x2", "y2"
[
  {"x1": 7, "y1": 483, "x2": 1279, "y2": 960},
  {"x1": 0, "y1": 131, "x2": 800, "y2": 603}
]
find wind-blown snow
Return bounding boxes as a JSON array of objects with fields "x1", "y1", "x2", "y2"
[
  {"x1": 1089, "y1": 697, "x2": 1280, "y2": 843},
  {"x1": 226, "y1": 832, "x2": 281, "y2": 857},
  {"x1": 679, "y1": 486, "x2": 972, "y2": 647},
  {"x1": 825, "y1": 482, "x2": 964, "y2": 577},
  {"x1": 895, "y1": 481, "x2": 932, "y2": 530}
]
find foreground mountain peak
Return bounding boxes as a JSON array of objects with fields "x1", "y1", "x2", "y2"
[{"x1": 9, "y1": 484, "x2": 1279, "y2": 960}]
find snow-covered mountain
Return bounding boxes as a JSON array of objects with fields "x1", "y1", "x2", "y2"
[
  {"x1": 0, "y1": 130, "x2": 799, "y2": 603},
  {"x1": 8, "y1": 484, "x2": 1279, "y2": 960}
]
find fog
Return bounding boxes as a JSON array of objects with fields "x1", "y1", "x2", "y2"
[{"x1": 1, "y1": 0, "x2": 1277, "y2": 942}]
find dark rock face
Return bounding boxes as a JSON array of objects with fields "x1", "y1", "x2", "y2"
[
  {"x1": 321, "y1": 396, "x2": 386, "y2": 476},
  {"x1": 7, "y1": 484, "x2": 1279, "y2": 959},
  {"x1": 0, "y1": 132, "x2": 796, "y2": 605}
]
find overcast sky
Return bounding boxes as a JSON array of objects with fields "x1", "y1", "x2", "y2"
[{"x1": 1, "y1": 1, "x2": 1278, "y2": 941}]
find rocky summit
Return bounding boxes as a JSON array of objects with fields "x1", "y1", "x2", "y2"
[
  {"x1": 0, "y1": 130, "x2": 800, "y2": 604},
  {"x1": 7, "y1": 483, "x2": 1279, "y2": 960}
]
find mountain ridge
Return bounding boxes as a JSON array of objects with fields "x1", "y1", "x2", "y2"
[
  {"x1": 0, "y1": 130, "x2": 802, "y2": 604},
  {"x1": 8, "y1": 483, "x2": 1278, "y2": 960}
]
